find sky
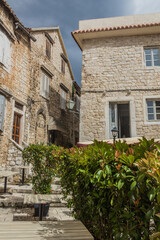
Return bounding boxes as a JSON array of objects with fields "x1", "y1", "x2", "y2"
[{"x1": 7, "y1": 0, "x2": 160, "y2": 86}]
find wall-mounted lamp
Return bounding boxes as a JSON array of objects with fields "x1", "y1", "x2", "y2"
[{"x1": 66, "y1": 99, "x2": 75, "y2": 110}]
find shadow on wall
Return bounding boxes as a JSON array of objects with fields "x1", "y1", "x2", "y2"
[{"x1": 29, "y1": 85, "x2": 79, "y2": 148}]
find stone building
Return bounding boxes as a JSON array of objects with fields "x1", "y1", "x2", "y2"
[
  {"x1": 72, "y1": 13, "x2": 160, "y2": 142},
  {"x1": 0, "y1": 0, "x2": 80, "y2": 167}
]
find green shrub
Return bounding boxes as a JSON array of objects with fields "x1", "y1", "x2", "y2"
[
  {"x1": 22, "y1": 144, "x2": 57, "y2": 194},
  {"x1": 55, "y1": 138, "x2": 160, "y2": 240}
]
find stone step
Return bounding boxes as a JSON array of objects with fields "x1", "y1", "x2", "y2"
[
  {"x1": 13, "y1": 213, "x2": 31, "y2": 221},
  {"x1": 0, "y1": 183, "x2": 62, "y2": 194},
  {"x1": 13, "y1": 206, "x2": 74, "y2": 221},
  {"x1": 0, "y1": 193, "x2": 68, "y2": 208},
  {"x1": 0, "y1": 194, "x2": 24, "y2": 207},
  {"x1": 50, "y1": 202, "x2": 66, "y2": 207}
]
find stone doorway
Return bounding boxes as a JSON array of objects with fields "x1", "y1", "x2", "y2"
[{"x1": 109, "y1": 102, "x2": 130, "y2": 138}]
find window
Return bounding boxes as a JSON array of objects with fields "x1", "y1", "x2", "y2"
[
  {"x1": 46, "y1": 39, "x2": 51, "y2": 59},
  {"x1": 0, "y1": 94, "x2": 6, "y2": 131},
  {"x1": 144, "y1": 48, "x2": 160, "y2": 67},
  {"x1": 60, "y1": 88, "x2": 66, "y2": 110},
  {"x1": 45, "y1": 32, "x2": 54, "y2": 59},
  {"x1": 61, "y1": 53, "x2": 68, "y2": 74},
  {"x1": 15, "y1": 101, "x2": 23, "y2": 111},
  {"x1": 12, "y1": 100, "x2": 25, "y2": 145},
  {"x1": 61, "y1": 59, "x2": 65, "y2": 74},
  {"x1": 147, "y1": 100, "x2": 160, "y2": 120},
  {"x1": 41, "y1": 72, "x2": 50, "y2": 99},
  {"x1": 12, "y1": 112, "x2": 21, "y2": 144},
  {"x1": 0, "y1": 30, "x2": 11, "y2": 68}
]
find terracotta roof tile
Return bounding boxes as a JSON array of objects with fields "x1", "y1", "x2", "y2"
[{"x1": 72, "y1": 22, "x2": 160, "y2": 35}]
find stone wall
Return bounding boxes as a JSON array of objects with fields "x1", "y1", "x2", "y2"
[
  {"x1": 7, "y1": 139, "x2": 23, "y2": 167},
  {"x1": 80, "y1": 34, "x2": 160, "y2": 141},
  {"x1": 29, "y1": 29, "x2": 75, "y2": 147},
  {"x1": 0, "y1": 2, "x2": 79, "y2": 168},
  {"x1": 0, "y1": 2, "x2": 31, "y2": 165}
]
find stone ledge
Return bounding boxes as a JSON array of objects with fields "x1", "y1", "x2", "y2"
[{"x1": 9, "y1": 139, "x2": 23, "y2": 151}]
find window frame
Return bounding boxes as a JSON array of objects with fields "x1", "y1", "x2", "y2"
[
  {"x1": 60, "y1": 88, "x2": 67, "y2": 110},
  {"x1": 105, "y1": 96, "x2": 137, "y2": 139},
  {"x1": 11, "y1": 99, "x2": 26, "y2": 146},
  {"x1": 12, "y1": 112, "x2": 21, "y2": 144},
  {"x1": 0, "y1": 30, "x2": 11, "y2": 69},
  {"x1": 75, "y1": 94, "x2": 80, "y2": 112},
  {"x1": 146, "y1": 99, "x2": 160, "y2": 121},
  {"x1": 0, "y1": 94, "x2": 6, "y2": 131},
  {"x1": 144, "y1": 47, "x2": 160, "y2": 67},
  {"x1": 41, "y1": 72, "x2": 50, "y2": 99},
  {"x1": 46, "y1": 39, "x2": 51, "y2": 59},
  {"x1": 61, "y1": 58, "x2": 65, "y2": 74}
]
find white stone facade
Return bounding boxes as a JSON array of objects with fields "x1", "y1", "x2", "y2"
[{"x1": 73, "y1": 13, "x2": 160, "y2": 142}]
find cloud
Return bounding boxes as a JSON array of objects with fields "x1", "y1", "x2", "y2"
[
  {"x1": 132, "y1": 0, "x2": 160, "y2": 14},
  {"x1": 7, "y1": 0, "x2": 160, "y2": 87},
  {"x1": 7, "y1": 0, "x2": 34, "y2": 12}
]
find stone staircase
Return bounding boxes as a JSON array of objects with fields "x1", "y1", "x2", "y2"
[
  {"x1": 0, "y1": 177, "x2": 74, "y2": 222},
  {"x1": 0, "y1": 177, "x2": 94, "y2": 240}
]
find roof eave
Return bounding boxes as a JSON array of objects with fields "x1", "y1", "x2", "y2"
[
  {"x1": 71, "y1": 31, "x2": 82, "y2": 51},
  {"x1": 29, "y1": 27, "x2": 59, "y2": 32},
  {"x1": 72, "y1": 25, "x2": 160, "y2": 51},
  {"x1": 57, "y1": 28, "x2": 74, "y2": 80},
  {"x1": 15, "y1": 22, "x2": 36, "y2": 42}
]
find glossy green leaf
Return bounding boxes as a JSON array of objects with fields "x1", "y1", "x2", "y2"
[
  {"x1": 128, "y1": 155, "x2": 135, "y2": 164},
  {"x1": 146, "y1": 209, "x2": 153, "y2": 220},
  {"x1": 130, "y1": 181, "x2": 137, "y2": 191},
  {"x1": 105, "y1": 165, "x2": 112, "y2": 175},
  {"x1": 157, "y1": 193, "x2": 160, "y2": 204},
  {"x1": 117, "y1": 179, "x2": 124, "y2": 190},
  {"x1": 148, "y1": 188, "x2": 156, "y2": 201}
]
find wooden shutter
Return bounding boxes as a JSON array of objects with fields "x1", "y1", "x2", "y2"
[
  {"x1": 46, "y1": 39, "x2": 51, "y2": 59},
  {"x1": 0, "y1": 32, "x2": 4, "y2": 64},
  {"x1": 4, "y1": 35, "x2": 11, "y2": 69},
  {"x1": 0, "y1": 95, "x2": 6, "y2": 131},
  {"x1": 41, "y1": 73, "x2": 50, "y2": 98},
  {"x1": 0, "y1": 31, "x2": 10, "y2": 68},
  {"x1": 76, "y1": 95, "x2": 80, "y2": 111},
  {"x1": 61, "y1": 59, "x2": 65, "y2": 73},
  {"x1": 46, "y1": 75, "x2": 50, "y2": 98},
  {"x1": 61, "y1": 89, "x2": 66, "y2": 110},
  {"x1": 41, "y1": 73, "x2": 45, "y2": 97}
]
